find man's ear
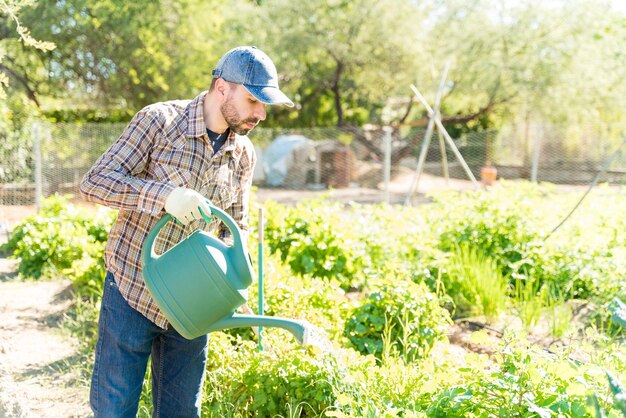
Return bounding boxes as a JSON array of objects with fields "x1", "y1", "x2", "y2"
[{"x1": 215, "y1": 78, "x2": 229, "y2": 97}]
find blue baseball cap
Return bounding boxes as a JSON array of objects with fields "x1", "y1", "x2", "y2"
[{"x1": 212, "y1": 46, "x2": 294, "y2": 107}]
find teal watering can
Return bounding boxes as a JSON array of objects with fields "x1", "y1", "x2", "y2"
[{"x1": 141, "y1": 204, "x2": 308, "y2": 344}]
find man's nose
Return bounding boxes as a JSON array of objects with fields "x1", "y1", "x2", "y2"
[{"x1": 254, "y1": 103, "x2": 267, "y2": 121}]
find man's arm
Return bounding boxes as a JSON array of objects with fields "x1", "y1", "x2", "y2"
[{"x1": 79, "y1": 107, "x2": 176, "y2": 216}]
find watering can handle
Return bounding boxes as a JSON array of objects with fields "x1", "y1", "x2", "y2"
[{"x1": 141, "y1": 201, "x2": 246, "y2": 267}]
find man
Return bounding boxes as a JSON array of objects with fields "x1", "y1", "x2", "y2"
[{"x1": 80, "y1": 46, "x2": 293, "y2": 417}]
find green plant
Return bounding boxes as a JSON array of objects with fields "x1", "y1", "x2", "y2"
[
  {"x1": 514, "y1": 277, "x2": 545, "y2": 331},
  {"x1": 421, "y1": 333, "x2": 607, "y2": 417},
  {"x1": 344, "y1": 280, "x2": 452, "y2": 362},
  {"x1": 263, "y1": 198, "x2": 438, "y2": 291},
  {"x1": 2, "y1": 194, "x2": 115, "y2": 281},
  {"x1": 545, "y1": 292, "x2": 573, "y2": 338},
  {"x1": 607, "y1": 371, "x2": 626, "y2": 416},
  {"x1": 203, "y1": 333, "x2": 359, "y2": 417},
  {"x1": 43, "y1": 186, "x2": 626, "y2": 416},
  {"x1": 444, "y1": 244, "x2": 508, "y2": 321}
]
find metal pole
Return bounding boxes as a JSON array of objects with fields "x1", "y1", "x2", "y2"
[
  {"x1": 531, "y1": 125, "x2": 542, "y2": 183},
  {"x1": 257, "y1": 207, "x2": 264, "y2": 351},
  {"x1": 410, "y1": 84, "x2": 479, "y2": 186},
  {"x1": 383, "y1": 126, "x2": 392, "y2": 203},
  {"x1": 33, "y1": 122, "x2": 43, "y2": 210}
]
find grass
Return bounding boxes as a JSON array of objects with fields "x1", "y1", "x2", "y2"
[
  {"x1": 514, "y1": 277, "x2": 545, "y2": 331},
  {"x1": 446, "y1": 244, "x2": 508, "y2": 322}
]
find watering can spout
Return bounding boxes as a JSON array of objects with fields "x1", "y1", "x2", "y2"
[{"x1": 205, "y1": 314, "x2": 309, "y2": 345}]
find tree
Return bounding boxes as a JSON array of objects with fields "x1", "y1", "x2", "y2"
[
  {"x1": 17, "y1": 0, "x2": 224, "y2": 110},
  {"x1": 405, "y1": 0, "x2": 626, "y2": 128},
  {"x1": 1, "y1": 0, "x2": 55, "y2": 103},
  {"x1": 220, "y1": 0, "x2": 428, "y2": 127}
]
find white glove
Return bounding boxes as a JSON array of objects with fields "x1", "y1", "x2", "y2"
[{"x1": 164, "y1": 187, "x2": 212, "y2": 225}]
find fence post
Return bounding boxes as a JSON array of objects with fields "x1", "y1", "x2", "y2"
[
  {"x1": 33, "y1": 122, "x2": 43, "y2": 210},
  {"x1": 531, "y1": 125, "x2": 543, "y2": 183},
  {"x1": 383, "y1": 126, "x2": 392, "y2": 203}
]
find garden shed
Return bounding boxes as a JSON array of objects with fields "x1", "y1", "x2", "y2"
[{"x1": 260, "y1": 135, "x2": 355, "y2": 189}]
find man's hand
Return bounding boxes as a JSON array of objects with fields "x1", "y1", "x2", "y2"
[{"x1": 164, "y1": 187, "x2": 212, "y2": 225}]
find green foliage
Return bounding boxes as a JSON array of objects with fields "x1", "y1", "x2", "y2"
[
  {"x1": 43, "y1": 108, "x2": 135, "y2": 123},
  {"x1": 250, "y1": 253, "x2": 350, "y2": 341},
  {"x1": 428, "y1": 182, "x2": 608, "y2": 300},
  {"x1": 1, "y1": 195, "x2": 114, "y2": 296},
  {"x1": 345, "y1": 280, "x2": 451, "y2": 362},
  {"x1": 444, "y1": 244, "x2": 508, "y2": 321},
  {"x1": 606, "y1": 371, "x2": 626, "y2": 416},
  {"x1": 240, "y1": 0, "x2": 425, "y2": 127},
  {"x1": 203, "y1": 333, "x2": 358, "y2": 417},
  {"x1": 513, "y1": 276, "x2": 546, "y2": 331},
  {"x1": 431, "y1": 185, "x2": 544, "y2": 278},
  {"x1": 5, "y1": 0, "x2": 626, "y2": 132},
  {"x1": 264, "y1": 199, "x2": 357, "y2": 286},
  {"x1": 19, "y1": 185, "x2": 626, "y2": 416},
  {"x1": 19, "y1": 0, "x2": 223, "y2": 109},
  {"x1": 263, "y1": 198, "x2": 438, "y2": 291},
  {"x1": 0, "y1": 0, "x2": 55, "y2": 97},
  {"x1": 420, "y1": 333, "x2": 611, "y2": 417},
  {"x1": 0, "y1": 95, "x2": 36, "y2": 183}
]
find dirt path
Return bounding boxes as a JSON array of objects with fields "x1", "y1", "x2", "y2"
[{"x1": 0, "y1": 258, "x2": 91, "y2": 418}]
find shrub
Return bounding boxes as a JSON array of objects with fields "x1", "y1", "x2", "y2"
[
  {"x1": 264, "y1": 199, "x2": 357, "y2": 286},
  {"x1": 203, "y1": 333, "x2": 360, "y2": 417},
  {"x1": 430, "y1": 185, "x2": 543, "y2": 281},
  {"x1": 263, "y1": 199, "x2": 437, "y2": 291},
  {"x1": 1, "y1": 195, "x2": 115, "y2": 291},
  {"x1": 344, "y1": 279, "x2": 452, "y2": 362},
  {"x1": 421, "y1": 333, "x2": 616, "y2": 417}
]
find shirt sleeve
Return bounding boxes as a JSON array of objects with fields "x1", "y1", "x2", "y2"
[
  {"x1": 79, "y1": 107, "x2": 176, "y2": 215},
  {"x1": 218, "y1": 143, "x2": 256, "y2": 245}
]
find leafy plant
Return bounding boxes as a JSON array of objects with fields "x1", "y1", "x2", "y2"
[
  {"x1": 264, "y1": 199, "x2": 356, "y2": 285},
  {"x1": 344, "y1": 279, "x2": 451, "y2": 362},
  {"x1": 1, "y1": 195, "x2": 114, "y2": 289},
  {"x1": 423, "y1": 333, "x2": 601, "y2": 417},
  {"x1": 203, "y1": 333, "x2": 359, "y2": 417}
]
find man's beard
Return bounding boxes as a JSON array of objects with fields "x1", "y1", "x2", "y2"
[{"x1": 221, "y1": 98, "x2": 259, "y2": 135}]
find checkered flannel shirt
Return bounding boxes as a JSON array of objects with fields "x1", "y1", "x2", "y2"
[{"x1": 80, "y1": 91, "x2": 256, "y2": 328}]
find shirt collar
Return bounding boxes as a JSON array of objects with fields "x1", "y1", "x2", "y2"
[
  {"x1": 185, "y1": 91, "x2": 209, "y2": 139},
  {"x1": 184, "y1": 91, "x2": 237, "y2": 152}
]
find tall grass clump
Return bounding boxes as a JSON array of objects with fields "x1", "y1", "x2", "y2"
[{"x1": 445, "y1": 244, "x2": 508, "y2": 322}]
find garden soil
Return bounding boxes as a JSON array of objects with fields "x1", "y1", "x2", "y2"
[{"x1": 0, "y1": 258, "x2": 91, "y2": 418}]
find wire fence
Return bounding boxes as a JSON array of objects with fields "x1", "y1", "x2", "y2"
[{"x1": 1, "y1": 121, "x2": 626, "y2": 209}]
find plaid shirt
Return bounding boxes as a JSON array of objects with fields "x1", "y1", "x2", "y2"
[{"x1": 80, "y1": 91, "x2": 256, "y2": 328}]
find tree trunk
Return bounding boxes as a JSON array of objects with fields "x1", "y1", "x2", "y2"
[{"x1": 332, "y1": 61, "x2": 344, "y2": 127}]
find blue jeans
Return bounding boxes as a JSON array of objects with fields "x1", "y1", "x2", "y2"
[{"x1": 90, "y1": 272, "x2": 208, "y2": 417}]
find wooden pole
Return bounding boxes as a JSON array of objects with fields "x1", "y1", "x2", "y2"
[
  {"x1": 405, "y1": 62, "x2": 451, "y2": 204},
  {"x1": 410, "y1": 84, "x2": 479, "y2": 185}
]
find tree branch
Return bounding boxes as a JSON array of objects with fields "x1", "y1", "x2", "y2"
[{"x1": 0, "y1": 60, "x2": 40, "y2": 107}]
